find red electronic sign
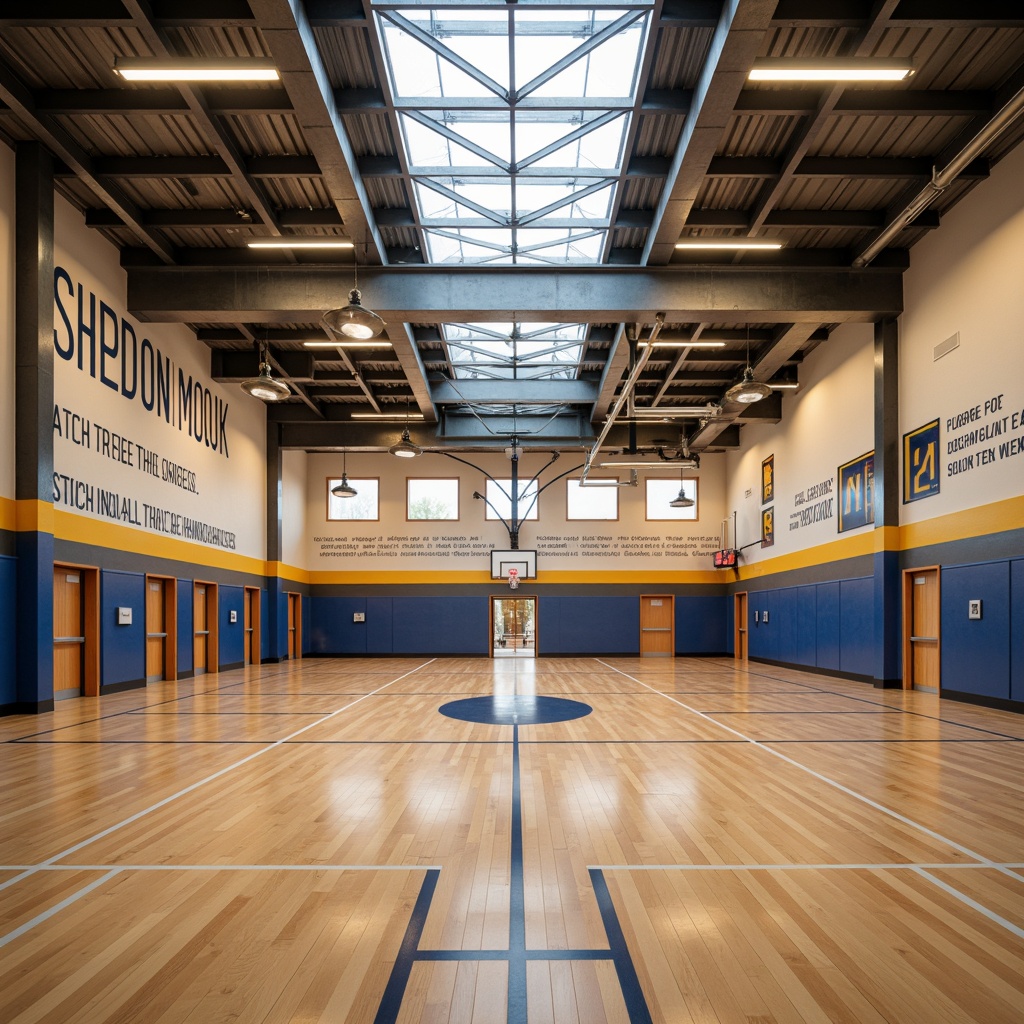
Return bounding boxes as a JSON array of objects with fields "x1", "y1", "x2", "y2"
[{"x1": 713, "y1": 549, "x2": 737, "y2": 568}]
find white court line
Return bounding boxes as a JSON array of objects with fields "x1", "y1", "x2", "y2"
[
  {"x1": 0, "y1": 870, "x2": 121, "y2": 949},
  {"x1": 27, "y1": 659, "x2": 436, "y2": 872},
  {"x1": 914, "y1": 868, "x2": 1024, "y2": 940},
  {"x1": 3, "y1": 863, "x2": 443, "y2": 872},
  {"x1": 596, "y1": 660, "x2": 1012, "y2": 874},
  {"x1": 588, "y1": 862, "x2": 1024, "y2": 872}
]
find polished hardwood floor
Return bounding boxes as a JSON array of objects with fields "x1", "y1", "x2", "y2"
[{"x1": 1, "y1": 656, "x2": 1023, "y2": 1023}]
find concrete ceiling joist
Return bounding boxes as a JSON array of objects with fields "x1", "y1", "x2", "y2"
[{"x1": 126, "y1": 266, "x2": 903, "y2": 324}]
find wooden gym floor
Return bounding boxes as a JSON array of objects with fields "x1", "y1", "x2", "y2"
[{"x1": 1, "y1": 656, "x2": 1023, "y2": 1023}]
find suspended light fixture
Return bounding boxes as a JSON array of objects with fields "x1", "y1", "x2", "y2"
[
  {"x1": 321, "y1": 257, "x2": 385, "y2": 340},
  {"x1": 389, "y1": 401, "x2": 422, "y2": 458},
  {"x1": 240, "y1": 341, "x2": 290, "y2": 402},
  {"x1": 331, "y1": 452, "x2": 358, "y2": 498},
  {"x1": 725, "y1": 326, "x2": 772, "y2": 405}
]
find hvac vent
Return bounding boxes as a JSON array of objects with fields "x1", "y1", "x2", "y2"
[{"x1": 934, "y1": 332, "x2": 960, "y2": 361}]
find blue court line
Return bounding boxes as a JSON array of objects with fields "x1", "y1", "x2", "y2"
[{"x1": 373, "y1": 713, "x2": 655, "y2": 1024}]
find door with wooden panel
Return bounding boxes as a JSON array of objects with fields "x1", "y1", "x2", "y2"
[
  {"x1": 734, "y1": 592, "x2": 748, "y2": 660},
  {"x1": 194, "y1": 583, "x2": 208, "y2": 675},
  {"x1": 904, "y1": 567, "x2": 940, "y2": 690},
  {"x1": 244, "y1": 587, "x2": 260, "y2": 666},
  {"x1": 288, "y1": 593, "x2": 302, "y2": 660},
  {"x1": 146, "y1": 578, "x2": 166, "y2": 682},
  {"x1": 639, "y1": 595, "x2": 674, "y2": 657},
  {"x1": 53, "y1": 567, "x2": 84, "y2": 700}
]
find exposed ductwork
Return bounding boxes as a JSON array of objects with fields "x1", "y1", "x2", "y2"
[{"x1": 853, "y1": 80, "x2": 1024, "y2": 268}]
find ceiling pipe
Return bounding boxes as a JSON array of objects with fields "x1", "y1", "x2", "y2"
[
  {"x1": 581, "y1": 314, "x2": 665, "y2": 483},
  {"x1": 853, "y1": 80, "x2": 1024, "y2": 268}
]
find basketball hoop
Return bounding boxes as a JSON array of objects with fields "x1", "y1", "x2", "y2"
[{"x1": 507, "y1": 567, "x2": 519, "y2": 590}]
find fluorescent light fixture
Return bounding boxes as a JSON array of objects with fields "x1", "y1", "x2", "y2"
[
  {"x1": 769, "y1": 381, "x2": 800, "y2": 390},
  {"x1": 114, "y1": 57, "x2": 280, "y2": 82},
  {"x1": 302, "y1": 339, "x2": 391, "y2": 349},
  {"x1": 637, "y1": 341, "x2": 726, "y2": 349},
  {"x1": 350, "y1": 412, "x2": 425, "y2": 421},
  {"x1": 247, "y1": 238, "x2": 353, "y2": 250},
  {"x1": 675, "y1": 240, "x2": 783, "y2": 250},
  {"x1": 599, "y1": 458, "x2": 700, "y2": 469},
  {"x1": 624, "y1": 404, "x2": 723, "y2": 419},
  {"x1": 749, "y1": 58, "x2": 913, "y2": 82}
]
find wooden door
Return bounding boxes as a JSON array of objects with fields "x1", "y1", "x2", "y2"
[
  {"x1": 904, "y1": 567, "x2": 940, "y2": 690},
  {"x1": 146, "y1": 578, "x2": 166, "y2": 682},
  {"x1": 288, "y1": 593, "x2": 302, "y2": 660},
  {"x1": 53, "y1": 567, "x2": 84, "y2": 699},
  {"x1": 244, "y1": 587, "x2": 260, "y2": 665},
  {"x1": 194, "y1": 583, "x2": 208, "y2": 675},
  {"x1": 734, "y1": 592, "x2": 748, "y2": 660},
  {"x1": 491, "y1": 597, "x2": 536, "y2": 657},
  {"x1": 640, "y1": 595, "x2": 674, "y2": 657}
]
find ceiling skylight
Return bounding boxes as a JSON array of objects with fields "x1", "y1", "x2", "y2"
[
  {"x1": 443, "y1": 323, "x2": 588, "y2": 380},
  {"x1": 375, "y1": 2, "x2": 651, "y2": 266}
]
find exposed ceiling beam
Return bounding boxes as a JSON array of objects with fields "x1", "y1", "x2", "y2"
[
  {"x1": 249, "y1": 0, "x2": 385, "y2": 264},
  {"x1": 56, "y1": 155, "x2": 321, "y2": 178},
  {"x1": 0, "y1": 0, "x2": 256, "y2": 26},
  {"x1": 643, "y1": 0, "x2": 778, "y2": 265},
  {"x1": 735, "y1": 87, "x2": 993, "y2": 118},
  {"x1": 686, "y1": 208, "x2": 939, "y2": 229},
  {"x1": 86, "y1": 207, "x2": 344, "y2": 228},
  {"x1": 430, "y1": 380, "x2": 600, "y2": 405},
  {"x1": 33, "y1": 86, "x2": 293, "y2": 115},
  {"x1": 126, "y1": 265, "x2": 904, "y2": 324},
  {"x1": 705, "y1": 156, "x2": 989, "y2": 179},
  {"x1": 770, "y1": 0, "x2": 1024, "y2": 27}
]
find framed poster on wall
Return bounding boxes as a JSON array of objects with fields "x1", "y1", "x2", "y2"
[
  {"x1": 761, "y1": 506, "x2": 775, "y2": 547},
  {"x1": 903, "y1": 419, "x2": 940, "y2": 503},
  {"x1": 761, "y1": 454, "x2": 774, "y2": 504},
  {"x1": 838, "y1": 451, "x2": 874, "y2": 532}
]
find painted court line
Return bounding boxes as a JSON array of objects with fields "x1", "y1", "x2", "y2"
[
  {"x1": 914, "y1": 868, "x2": 1024, "y2": 940},
  {"x1": 588, "y1": 862, "x2": 1024, "y2": 872},
  {"x1": 0, "y1": 870, "x2": 122, "y2": 949},
  {"x1": 3, "y1": 863, "x2": 443, "y2": 872}
]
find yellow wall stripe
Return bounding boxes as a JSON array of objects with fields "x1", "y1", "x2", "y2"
[
  {"x1": 308, "y1": 569, "x2": 726, "y2": 585},
  {"x1": 901, "y1": 494, "x2": 1024, "y2": 550},
  {"x1": 0, "y1": 496, "x2": 15, "y2": 533}
]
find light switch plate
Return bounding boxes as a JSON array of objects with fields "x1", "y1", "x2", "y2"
[
  {"x1": 763, "y1": 610, "x2": 769, "y2": 623},
  {"x1": 968, "y1": 600, "x2": 982, "y2": 620},
  {"x1": 353, "y1": 612, "x2": 366, "y2": 622},
  {"x1": 229, "y1": 610, "x2": 237, "y2": 623}
]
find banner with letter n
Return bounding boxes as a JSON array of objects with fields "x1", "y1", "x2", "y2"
[
  {"x1": 903, "y1": 419, "x2": 940, "y2": 503},
  {"x1": 838, "y1": 451, "x2": 875, "y2": 532}
]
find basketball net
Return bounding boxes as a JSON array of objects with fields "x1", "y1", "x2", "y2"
[{"x1": 507, "y1": 567, "x2": 519, "y2": 590}]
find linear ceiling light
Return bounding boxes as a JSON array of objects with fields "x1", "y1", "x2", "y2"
[
  {"x1": 114, "y1": 57, "x2": 280, "y2": 81},
  {"x1": 769, "y1": 381, "x2": 800, "y2": 390},
  {"x1": 637, "y1": 341, "x2": 726, "y2": 349},
  {"x1": 599, "y1": 458, "x2": 700, "y2": 468},
  {"x1": 350, "y1": 412, "x2": 425, "y2": 421},
  {"x1": 302, "y1": 339, "x2": 392, "y2": 349},
  {"x1": 675, "y1": 240, "x2": 783, "y2": 250},
  {"x1": 626, "y1": 404, "x2": 723, "y2": 419},
  {"x1": 749, "y1": 58, "x2": 913, "y2": 82},
  {"x1": 247, "y1": 238, "x2": 353, "y2": 250}
]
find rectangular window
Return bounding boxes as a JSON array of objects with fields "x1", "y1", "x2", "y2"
[
  {"x1": 485, "y1": 478, "x2": 539, "y2": 521},
  {"x1": 566, "y1": 478, "x2": 619, "y2": 520},
  {"x1": 326, "y1": 478, "x2": 380, "y2": 521},
  {"x1": 645, "y1": 477, "x2": 698, "y2": 521},
  {"x1": 407, "y1": 478, "x2": 460, "y2": 520}
]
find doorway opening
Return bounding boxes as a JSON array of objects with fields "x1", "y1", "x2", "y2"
[
  {"x1": 903, "y1": 566, "x2": 940, "y2": 691},
  {"x1": 287, "y1": 592, "x2": 303, "y2": 660},
  {"x1": 640, "y1": 594, "x2": 675, "y2": 657},
  {"x1": 53, "y1": 563, "x2": 99, "y2": 700},
  {"x1": 491, "y1": 596, "x2": 536, "y2": 658},
  {"x1": 146, "y1": 575, "x2": 178, "y2": 683},
  {"x1": 244, "y1": 586, "x2": 261, "y2": 666},
  {"x1": 193, "y1": 581, "x2": 219, "y2": 675}
]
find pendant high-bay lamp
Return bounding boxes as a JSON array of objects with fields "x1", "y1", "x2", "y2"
[
  {"x1": 388, "y1": 400, "x2": 422, "y2": 458},
  {"x1": 321, "y1": 258, "x2": 386, "y2": 340},
  {"x1": 725, "y1": 326, "x2": 772, "y2": 405},
  {"x1": 240, "y1": 341, "x2": 290, "y2": 402},
  {"x1": 331, "y1": 451, "x2": 358, "y2": 498}
]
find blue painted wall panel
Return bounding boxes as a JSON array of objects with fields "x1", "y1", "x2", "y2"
[
  {"x1": 0, "y1": 556, "x2": 17, "y2": 706},
  {"x1": 392, "y1": 596, "x2": 488, "y2": 654},
  {"x1": 816, "y1": 582, "x2": 841, "y2": 671},
  {"x1": 675, "y1": 596, "x2": 728, "y2": 653},
  {"x1": 748, "y1": 591, "x2": 776, "y2": 661},
  {"x1": 177, "y1": 579, "x2": 193, "y2": 675},
  {"x1": 942, "y1": 562, "x2": 1010, "y2": 698},
  {"x1": 839, "y1": 577, "x2": 873, "y2": 677},
  {"x1": 302, "y1": 595, "x2": 312, "y2": 655},
  {"x1": 774, "y1": 588, "x2": 799, "y2": 665},
  {"x1": 219, "y1": 585, "x2": 244, "y2": 667},
  {"x1": 795, "y1": 586, "x2": 818, "y2": 666},
  {"x1": 1011, "y1": 559, "x2": 1024, "y2": 703},
  {"x1": 101, "y1": 571, "x2": 145, "y2": 688},
  {"x1": 543, "y1": 596, "x2": 639, "y2": 654},
  {"x1": 367, "y1": 597, "x2": 393, "y2": 653},
  {"x1": 310, "y1": 597, "x2": 368, "y2": 654}
]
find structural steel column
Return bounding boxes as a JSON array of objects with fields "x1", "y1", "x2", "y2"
[
  {"x1": 873, "y1": 317, "x2": 901, "y2": 687},
  {"x1": 265, "y1": 419, "x2": 287, "y2": 662},
  {"x1": 15, "y1": 143, "x2": 55, "y2": 711}
]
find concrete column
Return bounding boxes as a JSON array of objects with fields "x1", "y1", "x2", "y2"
[
  {"x1": 265, "y1": 419, "x2": 287, "y2": 662},
  {"x1": 15, "y1": 143, "x2": 55, "y2": 711}
]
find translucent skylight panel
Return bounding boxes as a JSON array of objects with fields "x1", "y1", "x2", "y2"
[
  {"x1": 401, "y1": 115, "x2": 509, "y2": 169},
  {"x1": 517, "y1": 182, "x2": 615, "y2": 222},
  {"x1": 382, "y1": 25, "x2": 494, "y2": 99},
  {"x1": 529, "y1": 115, "x2": 629, "y2": 170},
  {"x1": 517, "y1": 229, "x2": 606, "y2": 262},
  {"x1": 529, "y1": 19, "x2": 647, "y2": 99}
]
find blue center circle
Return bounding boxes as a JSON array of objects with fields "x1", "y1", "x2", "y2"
[{"x1": 439, "y1": 695, "x2": 592, "y2": 726}]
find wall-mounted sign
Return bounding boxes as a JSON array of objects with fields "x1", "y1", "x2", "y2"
[
  {"x1": 838, "y1": 451, "x2": 874, "y2": 532},
  {"x1": 903, "y1": 419, "x2": 940, "y2": 503},
  {"x1": 761, "y1": 454, "x2": 774, "y2": 504},
  {"x1": 761, "y1": 506, "x2": 775, "y2": 547}
]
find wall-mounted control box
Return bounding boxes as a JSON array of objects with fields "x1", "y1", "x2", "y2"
[
  {"x1": 117, "y1": 607, "x2": 132, "y2": 625},
  {"x1": 968, "y1": 600, "x2": 982, "y2": 620},
  {"x1": 353, "y1": 612, "x2": 366, "y2": 622}
]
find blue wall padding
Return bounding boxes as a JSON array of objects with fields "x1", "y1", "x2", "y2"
[
  {"x1": 219, "y1": 585, "x2": 244, "y2": 667},
  {"x1": 310, "y1": 596, "x2": 369, "y2": 655},
  {"x1": 541, "y1": 596, "x2": 639, "y2": 654},
  {"x1": 1011, "y1": 559, "x2": 1024, "y2": 703},
  {"x1": 177, "y1": 579, "x2": 193, "y2": 675},
  {"x1": 815, "y1": 582, "x2": 841, "y2": 670},
  {"x1": 367, "y1": 597, "x2": 393, "y2": 653},
  {"x1": 101, "y1": 570, "x2": 145, "y2": 688},
  {"x1": 392, "y1": 596, "x2": 488, "y2": 654},
  {"x1": 675, "y1": 596, "x2": 729, "y2": 653},
  {"x1": 942, "y1": 561, "x2": 1010, "y2": 698},
  {"x1": 0, "y1": 556, "x2": 17, "y2": 705},
  {"x1": 839, "y1": 576, "x2": 873, "y2": 677}
]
